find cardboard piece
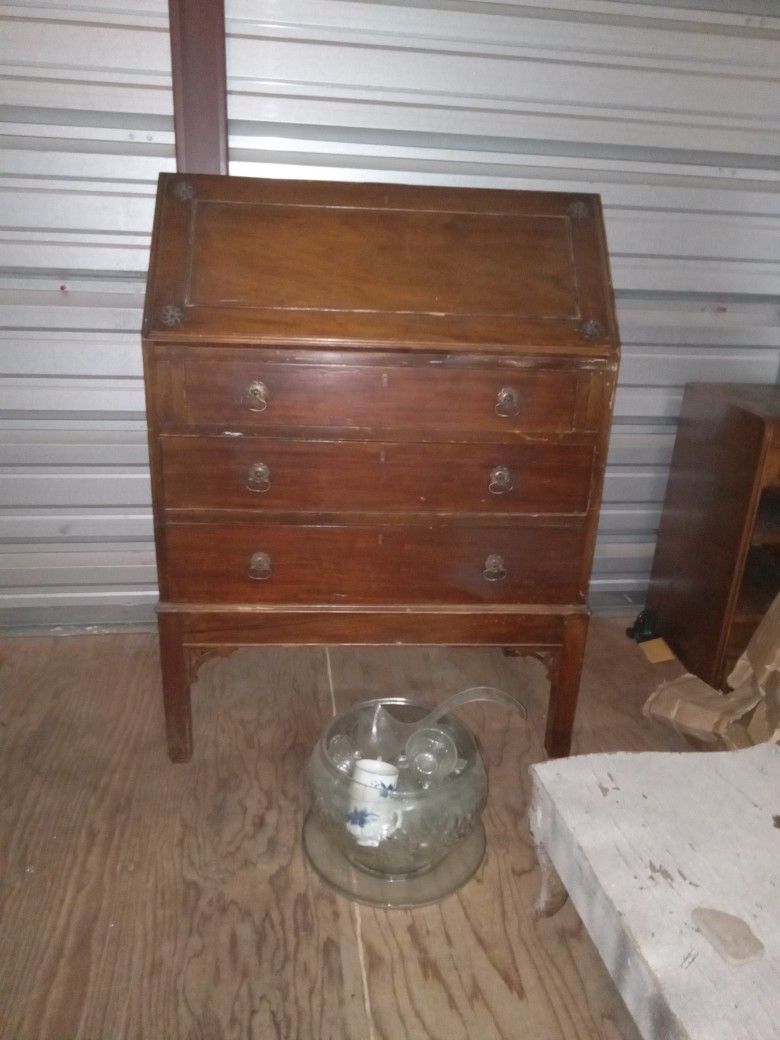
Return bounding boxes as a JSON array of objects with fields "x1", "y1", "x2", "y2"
[
  {"x1": 643, "y1": 592, "x2": 780, "y2": 749},
  {"x1": 639, "y1": 637, "x2": 676, "y2": 664}
]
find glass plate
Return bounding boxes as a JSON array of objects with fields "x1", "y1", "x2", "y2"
[{"x1": 302, "y1": 810, "x2": 486, "y2": 909}]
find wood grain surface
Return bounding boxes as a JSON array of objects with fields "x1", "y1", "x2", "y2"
[
  {"x1": 178, "y1": 352, "x2": 582, "y2": 434},
  {"x1": 0, "y1": 621, "x2": 683, "y2": 1039},
  {"x1": 327, "y1": 644, "x2": 642, "y2": 1040},
  {"x1": 144, "y1": 176, "x2": 619, "y2": 352},
  {"x1": 645, "y1": 383, "x2": 780, "y2": 688},
  {"x1": 162, "y1": 521, "x2": 585, "y2": 606},
  {"x1": 160, "y1": 435, "x2": 595, "y2": 516},
  {"x1": 144, "y1": 176, "x2": 619, "y2": 764},
  {"x1": 0, "y1": 638, "x2": 366, "y2": 1039}
]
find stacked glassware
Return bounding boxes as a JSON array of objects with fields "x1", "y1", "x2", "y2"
[{"x1": 303, "y1": 687, "x2": 525, "y2": 907}]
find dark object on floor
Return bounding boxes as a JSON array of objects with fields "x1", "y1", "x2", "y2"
[{"x1": 626, "y1": 608, "x2": 660, "y2": 644}]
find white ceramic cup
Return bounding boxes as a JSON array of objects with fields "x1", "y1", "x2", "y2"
[{"x1": 345, "y1": 759, "x2": 400, "y2": 847}]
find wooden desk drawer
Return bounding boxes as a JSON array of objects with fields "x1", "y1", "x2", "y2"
[
  {"x1": 160, "y1": 436, "x2": 594, "y2": 515},
  {"x1": 163, "y1": 522, "x2": 584, "y2": 605},
  {"x1": 180, "y1": 357, "x2": 581, "y2": 434}
]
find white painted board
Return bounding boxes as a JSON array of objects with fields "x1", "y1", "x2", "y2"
[{"x1": 530, "y1": 744, "x2": 780, "y2": 1040}]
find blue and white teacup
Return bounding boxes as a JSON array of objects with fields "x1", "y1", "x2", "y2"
[{"x1": 345, "y1": 759, "x2": 401, "y2": 847}]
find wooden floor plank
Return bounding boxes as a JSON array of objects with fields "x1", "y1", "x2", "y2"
[
  {"x1": 0, "y1": 621, "x2": 690, "y2": 1040},
  {"x1": 327, "y1": 644, "x2": 644, "y2": 1040},
  {"x1": 0, "y1": 637, "x2": 368, "y2": 1040},
  {"x1": 569, "y1": 618, "x2": 689, "y2": 755}
]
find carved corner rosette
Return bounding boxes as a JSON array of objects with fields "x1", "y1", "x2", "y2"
[
  {"x1": 567, "y1": 199, "x2": 590, "y2": 220},
  {"x1": 159, "y1": 303, "x2": 185, "y2": 327},
  {"x1": 171, "y1": 179, "x2": 195, "y2": 201},
  {"x1": 580, "y1": 319, "x2": 603, "y2": 342}
]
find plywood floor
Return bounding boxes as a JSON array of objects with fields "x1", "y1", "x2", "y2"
[{"x1": 0, "y1": 619, "x2": 688, "y2": 1040}]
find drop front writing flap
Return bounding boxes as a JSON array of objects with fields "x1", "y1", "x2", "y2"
[{"x1": 143, "y1": 174, "x2": 618, "y2": 354}]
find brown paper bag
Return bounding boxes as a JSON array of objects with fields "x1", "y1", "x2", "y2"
[
  {"x1": 728, "y1": 592, "x2": 780, "y2": 696},
  {"x1": 643, "y1": 592, "x2": 780, "y2": 748},
  {"x1": 643, "y1": 674, "x2": 762, "y2": 749}
]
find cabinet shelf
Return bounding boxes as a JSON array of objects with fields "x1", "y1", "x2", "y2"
[{"x1": 734, "y1": 545, "x2": 780, "y2": 626}]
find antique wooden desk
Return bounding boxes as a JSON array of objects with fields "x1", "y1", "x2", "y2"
[{"x1": 142, "y1": 175, "x2": 620, "y2": 761}]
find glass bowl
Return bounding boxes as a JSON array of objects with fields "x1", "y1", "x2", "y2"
[{"x1": 305, "y1": 698, "x2": 488, "y2": 883}]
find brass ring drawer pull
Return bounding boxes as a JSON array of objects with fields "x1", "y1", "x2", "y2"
[
  {"x1": 246, "y1": 462, "x2": 271, "y2": 493},
  {"x1": 488, "y1": 465, "x2": 514, "y2": 495},
  {"x1": 247, "y1": 551, "x2": 272, "y2": 580},
  {"x1": 483, "y1": 554, "x2": 507, "y2": 582},
  {"x1": 495, "y1": 386, "x2": 520, "y2": 418},
  {"x1": 245, "y1": 380, "x2": 269, "y2": 412}
]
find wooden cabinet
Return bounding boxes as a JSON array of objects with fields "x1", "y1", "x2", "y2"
[
  {"x1": 646, "y1": 383, "x2": 780, "y2": 688},
  {"x1": 142, "y1": 175, "x2": 620, "y2": 761}
]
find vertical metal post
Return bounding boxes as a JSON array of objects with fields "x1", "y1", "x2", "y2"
[{"x1": 168, "y1": 0, "x2": 229, "y2": 174}]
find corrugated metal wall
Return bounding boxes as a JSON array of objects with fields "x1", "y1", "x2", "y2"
[{"x1": 2, "y1": 0, "x2": 779, "y2": 628}]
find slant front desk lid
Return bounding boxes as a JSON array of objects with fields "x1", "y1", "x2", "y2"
[{"x1": 144, "y1": 174, "x2": 619, "y2": 355}]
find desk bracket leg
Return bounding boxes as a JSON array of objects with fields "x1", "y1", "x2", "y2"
[
  {"x1": 157, "y1": 612, "x2": 193, "y2": 763},
  {"x1": 545, "y1": 612, "x2": 588, "y2": 758}
]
